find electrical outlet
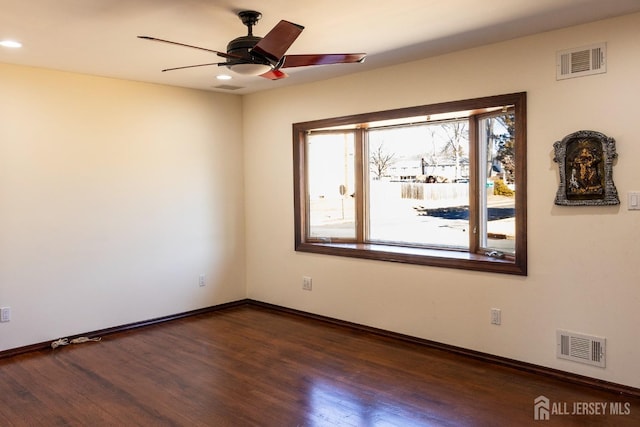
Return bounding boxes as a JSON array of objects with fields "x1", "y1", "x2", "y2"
[
  {"x1": 490, "y1": 308, "x2": 501, "y2": 325},
  {"x1": 302, "y1": 276, "x2": 312, "y2": 291},
  {"x1": 0, "y1": 307, "x2": 11, "y2": 323},
  {"x1": 198, "y1": 274, "x2": 206, "y2": 287}
]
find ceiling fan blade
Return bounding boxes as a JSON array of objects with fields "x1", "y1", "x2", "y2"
[
  {"x1": 280, "y1": 53, "x2": 366, "y2": 68},
  {"x1": 251, "y1": 20, "x2": 304, "y2": 64},
  {"x1": 138, "y1": 36, "x2": 242, "y2": 61},
  {"x1": 161, "y1": 62, "x2": 224, "y2": 72},
  {"x1": 259, "y1": 69, "x2": 289, "y2": 80}
]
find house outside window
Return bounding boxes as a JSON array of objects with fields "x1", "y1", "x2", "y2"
[{"x1": 293, "y1": 92, "x2": 527, "y2": 275}]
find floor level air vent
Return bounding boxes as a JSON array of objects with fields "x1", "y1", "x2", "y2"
[
  {"x1": 556, "y1": 42, "x2": 606, "y2": 80},
  {"x1": 556, "y1": 329, "x2": 606, "y2": 368}
]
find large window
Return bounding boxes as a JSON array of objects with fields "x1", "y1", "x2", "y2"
[{"x1": 293, "y1": 93, "x2": 527, "y2": 275}]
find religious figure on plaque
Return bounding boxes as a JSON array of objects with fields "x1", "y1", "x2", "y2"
[{"x1": 553, "y1": 130, "x2": 619, "y2": 206}]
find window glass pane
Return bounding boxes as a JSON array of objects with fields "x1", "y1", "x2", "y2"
[
  {"x1": 307, "y1": 132, "x2": 356, "y2": 240},
  {"x1": 367, "y1": 122, "x2": 469, "y2": 248},
  {"x1": 479, "y1": 113, "x2": 516, "y2": 254}
]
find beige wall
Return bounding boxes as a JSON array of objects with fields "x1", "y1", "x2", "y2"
[
  {"x1": 0, "y1": 65, "x2": 246, "y2": 351},
  {"x1": 243, "y1": 12, "x2": 640, "y2": 388}
]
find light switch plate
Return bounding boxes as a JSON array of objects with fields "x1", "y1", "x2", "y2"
[
  {"x1": 628, "y1": 192, "x2": 640, "y2": 210},
  {"x1": 0, "y1": 307, "x2": 10, "y2": 322}
]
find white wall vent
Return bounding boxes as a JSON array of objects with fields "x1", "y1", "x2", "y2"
[
  {"x1": 556, "y1": 42, "x2": 606, "y2": 80},
  {"x1": 213, "y1": 84, "x2": 244, "y2": 91},
  {"x1": 556, "y1": 329, "x2": 606, "y2": 368}
]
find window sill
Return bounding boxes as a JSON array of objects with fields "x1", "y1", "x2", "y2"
[{"x1": 296, "y1": 242, "x2": 526, "y2": 276}]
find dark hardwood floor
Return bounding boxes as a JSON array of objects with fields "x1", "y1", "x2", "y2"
[{"x1": 1, "y1": 305, "x2": 639, "y2": 426}]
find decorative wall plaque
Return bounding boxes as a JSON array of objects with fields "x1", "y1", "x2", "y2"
[{"x1": 553, "y1": 130, "x2": 619, "y2": 206}]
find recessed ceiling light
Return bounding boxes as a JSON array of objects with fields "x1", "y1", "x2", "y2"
[
  {"x1": 0, "y1": 40, "x2": 22, "y2": 48},
  {"x1": 216, "y1": 74, "x2": 232, "y2": 80}
]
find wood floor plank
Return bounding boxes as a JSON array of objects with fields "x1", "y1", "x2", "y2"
[{"x1": 1, "y1": 305, "x2": 639, "y2": 426}]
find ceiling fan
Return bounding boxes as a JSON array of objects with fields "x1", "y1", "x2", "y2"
[{"x1": 138, "y1": 10, "x2": 366, "y2": 80}]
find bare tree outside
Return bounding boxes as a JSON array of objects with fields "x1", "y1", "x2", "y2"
[
  {"x1": 370, "y1": 144, "x2": 396, "y2": 179},
  {"x1": 439, "y1": 121, "x2": 469, "y2": 181},
  {"x1": 424, "y1": 126, "x2": 441, "y2": 174}
]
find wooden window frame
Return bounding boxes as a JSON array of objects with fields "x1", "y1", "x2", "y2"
[{"x1": 293, "y1": 92, "x2": 527, "y2": 275}]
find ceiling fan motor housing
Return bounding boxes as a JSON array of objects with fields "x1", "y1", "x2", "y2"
[{"x1": 226, "y1": 35, "x2": 268, "y2": 64}]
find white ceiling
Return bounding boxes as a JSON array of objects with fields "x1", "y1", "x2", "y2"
[{"x1": 1, "y1": 0, "x2": 639, "y2": 95}]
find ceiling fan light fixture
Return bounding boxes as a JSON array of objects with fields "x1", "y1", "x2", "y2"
[
  {"x1": 227, "y1": 63, "x2": 272, "y2": 76},
  {"x1": 216, "y1": 74, "x2": 233, "y2": 80}
]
